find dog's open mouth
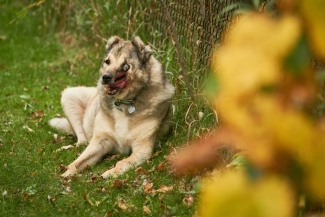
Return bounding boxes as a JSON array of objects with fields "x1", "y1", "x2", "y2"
[{"x1": 105, "y1": 72, "x2": 128, "y2": 95}]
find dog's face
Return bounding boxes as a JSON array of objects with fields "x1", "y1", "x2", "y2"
[{"x1": 99, "y1": 36, "x2": 152, "y2": 98}]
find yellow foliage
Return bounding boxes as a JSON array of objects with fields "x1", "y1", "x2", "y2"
[
  {"x1": 199, "y1": 172, "x2": 294, "y2": 217},
  {"x1": 197, "y1": 6, "x2": 325, "y2": 215},
  {"x1": 213, "y1": 14, "x2": 301, "y2": 136},
  {"x1": 213, "y1": 14, "x2": 301, "y2": 97},
  {"x1": 300, "y1": 0, "x2": 325, "y2": 58},
  {"x1": 209, "y1": 10, "x2": 325, "y2": 200},
  {"x1": 169, "y1": 1, "x2": 325, "y2": 215}
]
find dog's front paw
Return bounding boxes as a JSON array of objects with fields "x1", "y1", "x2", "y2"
[
  {"x1": 76, "y1": 140, "x2": 88, "y2": 146},
  {"x1": 61, "y1": 165, "x2": 78, "y2": 178},
  {"x1": 101, "y1": 167, "x2": 122, "y2": 179}
]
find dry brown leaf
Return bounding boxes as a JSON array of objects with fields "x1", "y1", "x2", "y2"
[
  {"x1": 53, "y1": 134, "x2": 58, "y2": 143},
  {"x1": 135, "y1": 167, "x2": 146, "y2": 175},
  {"x1": 156, "y1": 185, "x2": 173, "y2": 193},
  {"x1": 148, "y1": 166, "x2": 156, "y2": 172},
  {"x1": 103, "y1": 210, "x2": 113, "y2": 217},
  {"x1": 144, "y1": 182, "x2": 154, "y2": 194},
  {"x1": 111, "y1": 179, "x2": 127, "y2": 189},
  {"x1": 42, "y1": 85, "x2": 50, "y2": 90},
  {"x1": 183, "y1": 195, "x2": 194, "y2": 206},
  {"x1": 82, "y1": 193, "x2": 94, "y2": 206},
  {"x1": 31, "y1": 110, "x2": 44, "y2": 119},
  {"x1": 117, "y1": 198, "x2": 128, "y2": 211},
  {"x1": 157, "y1": 161, "x2": 166, "y2": 172},
  {"x1": 143, "y1": 205, "x2": 151, "y2": 214}
]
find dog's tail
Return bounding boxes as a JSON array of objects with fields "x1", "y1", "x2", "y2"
[{"x1": 49, "y1": 118, "x2": 75, "y2": 136}]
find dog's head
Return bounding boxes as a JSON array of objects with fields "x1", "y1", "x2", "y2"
[{"x1": 99, "y1": 36, "x2": 152, "y2": 98}]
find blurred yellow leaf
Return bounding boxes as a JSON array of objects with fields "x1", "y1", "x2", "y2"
[
  {"x1": 300, "y1": 0, "x2": 325, "y2": 58},
  {"x1": 199, "y1": 172, "x2": 294, "y2": 217},
  {"x1": 307, "y1": 141, "x2": 325, "y2": 198},
  {"x1": 212, "y1": 14, "x2": 302, "y2": 138},
  {"x1": 213, "y1": 14, "x2": 301, "y2": 99}
]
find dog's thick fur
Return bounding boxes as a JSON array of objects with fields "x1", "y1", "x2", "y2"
[{"x1": 49, "y1": 36, "x2": 174, "y2": 178}]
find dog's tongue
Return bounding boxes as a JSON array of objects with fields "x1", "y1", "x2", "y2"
[{"x1": 110, "y1": 79, "x2": 127, "y2": 89}]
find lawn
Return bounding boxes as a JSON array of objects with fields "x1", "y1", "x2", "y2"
[{"x1": 0, "y1": 2, "x2": 215, "y2": 216}]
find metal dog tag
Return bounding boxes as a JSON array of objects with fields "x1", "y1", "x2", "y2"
[{"x1": 128, "y1": 105, "x2": 136, "y2": 114}]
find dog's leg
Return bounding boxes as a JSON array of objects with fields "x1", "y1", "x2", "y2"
[
  {"x1": 101, "y1": 141, "x2": 154, "y2": 178},
  {"x1": 61, "y1": 135, "x2": 114, "y2": 177},
  {"x1": 61, "y1": 87, "x2": 95, "y2": 145}
]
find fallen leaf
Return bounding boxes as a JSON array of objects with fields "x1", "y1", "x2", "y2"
[
  {"x1": 31, "y1": 110, "x2": 44, "y2": 119},
  {"x1": 56, "y1": 145, "x2": 74, "y2": 152},
  {"x1": 157, "y1": 161, "x2": 166, "y2": 172},
  {"x1": 103, "y1": 210, "x2": 113, "y2": 217},
  {"x1": 47, "y1": 195, "x2": 55, "y2": 207},
  {"x1": 20, "y1": 94, "x2": 30, "y2": 99},
  {"x1": 135, "y1": 167, "x2": 146, "y2": 175},
  {"x1": 42, "y1": 85, "x2": 50, "y2": 90},
  {"x1": 82, "y1": 193, "x2": 94, "y2": 206},
  {"x1": 60, "y1": 164, "x2": 66, "y2": 172},
  {"x1": 23, "y1": 125, "x2": 34, "y2": 132},
  {"x1": 152, "y1": 150, "x2": 162, "y2": 157},
  {"x1": 143, "y1": 205, "x2": 151, "y2": 214},
  {"x1": 199, "y1": 111, "x2": 204, "y2": 120},
  {"x1": 91, "y1": 176, "x2": 97, "y2": 183},
  {"x1": 144, "y1": 182, "x2": 154, "y2": 194},
  {"x1": 183, "y1": 195, "x2": 194, "y2": 206},
  {"x1": 2, "y1": 190, "x2": 7, "y2": 196},
  {"x1": 117, "y1": 198, "x2": 129, "y2": 211},
  {"x1": 148, "y1": 166, "x2": 156, "y2": 172},
  {"x1": 156, "y1": 185, "x2": 173, "y2": 193},
  {"x1": 53, "y1": 134, "x2": 58, "y2": 143},
  {"x1": 111, "y1": 179, "x2": 127, "y2": 189},
  {"x1": 65, "y1": 186, "x2": 71, "y2": 193}
]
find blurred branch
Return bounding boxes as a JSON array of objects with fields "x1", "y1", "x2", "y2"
[{"x1": 170, "y1": 128, "x2": 237, "y2": 175}]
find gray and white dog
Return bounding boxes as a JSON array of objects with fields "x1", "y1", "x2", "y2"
[{"x1": 50, "y1": 36, "x2": 174, "y2": 178}]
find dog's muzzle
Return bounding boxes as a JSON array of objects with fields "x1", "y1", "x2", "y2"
[
  {"x1": 102, "y1": 72, "x2": 128, "y2": 95},
  {"x1": 102, "y1": 74, "x2": 113, "y2": 85}
]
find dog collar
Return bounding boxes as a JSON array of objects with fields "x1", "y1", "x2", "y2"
[{"x1": 113, "y1": 99, "x2": 135, "y2": 113}]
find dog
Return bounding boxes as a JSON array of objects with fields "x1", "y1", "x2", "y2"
[{"x1": 49, "y1": 36, "x2": 175, "y2": 178}]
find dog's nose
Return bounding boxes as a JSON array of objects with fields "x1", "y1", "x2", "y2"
[{"x1": 102, "y1": 74, "x2": 113, "y2": 84}]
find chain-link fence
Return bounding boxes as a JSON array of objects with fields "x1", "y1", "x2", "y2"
[
  {"x1": 159, "y1": 0, "x2": 238, "y2": 66},
  {"x1": 42, "y1": 0, "x2": 240, "y2": 75},
  {"x1": 130, "y1": 0, "x2": 241, "y2": 72}
]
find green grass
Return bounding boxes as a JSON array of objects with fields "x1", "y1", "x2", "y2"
[{"x1": 0, "y1": 1, "x2": 217, "y2": 216}]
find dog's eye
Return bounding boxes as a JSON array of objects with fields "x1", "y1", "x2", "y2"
[
  {"x1": 104, "y1": 59, "x2": 110, "y2": 65},
  {"x1": 121, "y1": 63, "x2": 129, "y2": 72}
]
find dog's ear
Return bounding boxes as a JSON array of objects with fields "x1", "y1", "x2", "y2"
[
  {"x1": 132, "y1": 36, "x2": 152, "y2": 63},
  {"x1": 105, "y1": 36, "x2": 121, "y2": 52}
]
